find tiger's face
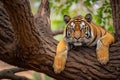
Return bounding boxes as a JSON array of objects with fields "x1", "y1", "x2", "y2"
[{"x1": 64, "y1": 14, "x2": 93, "y2": 46}]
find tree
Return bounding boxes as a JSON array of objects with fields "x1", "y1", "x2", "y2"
[{"x1": 0, "y1": 0, "x2": 120, "y2": 80}]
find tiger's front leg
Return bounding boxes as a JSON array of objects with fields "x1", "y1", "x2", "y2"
[
  {"x1": 53, "y1": 38, "x2": 68, "y2": 73},
  {"x1": 96, "y1": 33, "x2": 114, "y2": 64}
]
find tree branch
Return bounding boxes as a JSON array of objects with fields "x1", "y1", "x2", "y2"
[
  {"x1": 2, "y1": 0, "x2": 41, "y2": 50},
  {"x1": 36, "y1": 0, "x2": 50, "y2": 16},
  {"x1": 0, "y1": 68, "x2": 29, "y2": 80},
  {"x1": 52, "y1": 30, "x2": 64, "y2": 36},
  {"x1": 34, "y1": 0, "x2": 52, "y2": 36},
  {"x1": 0, "y1": 0, "x2": 120, "y2": 80},
  {"x1": 110, "y1": 0, "x2": 120, "y2": 41}
]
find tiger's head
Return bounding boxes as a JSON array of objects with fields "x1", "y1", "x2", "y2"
[{"x1": 64, "y1": 13, "x2": 93, "y2": 46}]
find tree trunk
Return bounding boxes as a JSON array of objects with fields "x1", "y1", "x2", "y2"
[
  {"x1": 0, "y1": 0, "x2": 120, "y2": 80},
  {"x1": 110, "y1": 0, "x2": 120, "y2": 41}
]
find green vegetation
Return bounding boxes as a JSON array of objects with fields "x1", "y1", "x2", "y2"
[{"x1": 50, "y1": 0, "x2": 113, "y2": 32}]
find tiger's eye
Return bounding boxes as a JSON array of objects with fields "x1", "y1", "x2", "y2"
[
  {"x1": 71, "y1": 22, "x2": 75, "y2": 29},
  {"x1": 85, "y1": 32, "x2": 90, "y2": 39},
  {"x1": 85, "y1": 32, "x2": 88, "y2": 36},
  {"x1": 80, "y1": 22, "x2": 85, "y2": 30},
  {"x1": 68, "y1": 31, "x2": 70, "y2": 36}
]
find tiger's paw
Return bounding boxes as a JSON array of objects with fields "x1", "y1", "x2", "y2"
[
  {"x1": 97, "y1": 53, "x2": 109, "y2": 64},
  {"x1": 53, "y1": 54, "x2": 66, "y2": 73}
]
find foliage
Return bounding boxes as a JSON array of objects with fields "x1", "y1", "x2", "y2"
[
  {"x1": 84, "y1": 0, "x2": 98, "y2": 7},
  {"x1": 32, "y1": 72, "x2": 53, "y2": 80},
  {"x1": 49, "y1": 0, "x2": 78, "y2": 15},
  {"x1": 31, "y1": 0, "x2": 113, "y2": 34},
  {"x1": 93, "y1": 0, "x2": 113, "y2": 33},
  {"x1": 49, "y1": 0, "x2": 113, "y2": 33}
]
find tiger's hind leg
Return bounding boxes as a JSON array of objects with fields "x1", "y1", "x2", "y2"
[
  {"x1": 53, "y1": 38, "x2": 68, "y2": 73},
  {"x1": 96, "y1": 33, "x2": 114, "y2": 64}
]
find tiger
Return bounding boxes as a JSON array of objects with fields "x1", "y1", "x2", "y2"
[{"x1": 53, "y1": 13, "x2": 115, "y2": 73}]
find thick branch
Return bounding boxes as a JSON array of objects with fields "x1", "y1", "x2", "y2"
[
  {"x1": 2, "y1": 0, "x2": 41, "y2": 50},
  {"x1": 0, "y1": 0, "x2": 120, "y2": 80},
  {"x1": 1, "y1": 0, "x2": 45, "y2": 67},
  {"x1": 34, "y1": 0, "x2": 52, "y2": 37},
  {"x1": 0, "y1": 68, "x2": 29, "y2": 80},
  {"x1": 52, "y1": 30, "x2": 64, "y2": 36},
  {"x1": 36, "y1": 0, "x2": 50, "y2": 16},
  {"x1": 110, "y1": 0, "x2": 120, "y2": 41}
]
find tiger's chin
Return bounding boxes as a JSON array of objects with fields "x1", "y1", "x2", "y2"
[{"x1": 73, "y1": 43, "x2": 82, "y2": 46}]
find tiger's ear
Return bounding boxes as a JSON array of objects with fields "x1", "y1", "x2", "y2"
[
  {"x1": 64, "y1": 15, "x2": 71, "y2": 23},
  {"x1": 85, "y1": 13, "x2": 92, "y2": 23}
]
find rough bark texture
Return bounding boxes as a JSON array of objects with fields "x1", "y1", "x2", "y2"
[
  {"x1": 110, "y1": 0, "x2": 120, "y2": 42},
  {"x1": 0, "y1": 0, "x2": 120, "y2": 80}
]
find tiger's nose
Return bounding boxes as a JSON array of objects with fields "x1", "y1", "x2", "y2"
[
  {"x1": 75, "y1": 31, "x2": 80, "y2": 40},
  {"x1": 75, "y1": 36, "x2": 80, "y2": 40}
]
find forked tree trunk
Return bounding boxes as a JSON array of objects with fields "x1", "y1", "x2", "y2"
[{"x1": 0, "y1": 0, "x2": 120, "y2": 80}]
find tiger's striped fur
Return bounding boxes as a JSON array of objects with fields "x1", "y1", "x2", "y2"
[{"x1": 53, "y1": 14, "x2": 114, "y2": 73}]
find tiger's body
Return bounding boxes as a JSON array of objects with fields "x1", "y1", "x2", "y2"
[{"x1": 53, "y1": 14, "x2": 114, "y2": 73}]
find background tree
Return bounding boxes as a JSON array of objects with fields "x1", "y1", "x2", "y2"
[{"x1": 0, "y1": 0, "x2": 120, "y2": 80}]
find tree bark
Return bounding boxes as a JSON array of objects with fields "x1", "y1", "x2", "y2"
[
  {"x1": 110, "y1": 0, "x2": 120, "y2": 41},
  {"x1": 0, "y1": 68, "x2": 29, "y2": 80},
  {"x1": 0, "y1": 0, "x2": 120, "y2": 80}
]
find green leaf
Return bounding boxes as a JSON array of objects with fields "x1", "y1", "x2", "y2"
[
  {"x1": 74, "y1": 0, "x2": 78, "y2": 3},
  {"x1": 108, "y1": 26, "x2": 114, "y2": 33},
  {"x1": 92, "y1": 0, "x2": 98, "y2": 2},
  {"x1": 84, "y1": 0, "x2": 92, "y2": 7},
  {"x1": 55, "y1": 0, "x2": 60, "y2": 2},
  {"x1": 49, "y1": 2, "x2": 53, "y2": 8}
]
